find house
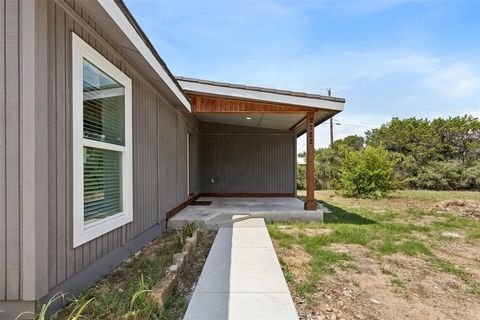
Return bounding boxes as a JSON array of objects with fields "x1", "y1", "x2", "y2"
[{"x1": 0, "y1": 0, "x2": 344, "y2": 318}]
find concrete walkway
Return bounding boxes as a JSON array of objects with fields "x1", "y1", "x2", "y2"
[
  {"x1": 184, "y1": 216, "x2": 299, "y2": 320},
  {"x1": 169, "y1": 197, "x2": 327, "y2": 230}
]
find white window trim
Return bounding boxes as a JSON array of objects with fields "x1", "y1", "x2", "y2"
[
  {"x1": 72, "y1": 33, "x2": 133, "y2": 248},
  {"x1": 186, "y1": 133, "x2": 190, "y2": 196}
]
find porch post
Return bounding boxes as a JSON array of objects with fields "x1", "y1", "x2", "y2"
[{"x1": 305, "y1": 111, "x2": 316, "y2": 210}]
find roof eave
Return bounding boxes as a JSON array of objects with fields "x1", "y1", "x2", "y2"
[
  {"x1": 177, "y1": 79, "x2": 345, "y2": 112},
  {"x1": 95, "y1": 0, "x2": 191, "y2": 111}
]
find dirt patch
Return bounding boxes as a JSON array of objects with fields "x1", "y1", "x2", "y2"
[
  {"x1": 275, "y1": 242, "x2": 480, "y2": 320},
  {"x1": 433, "y1": 242, "x2": 480, "y2": 280},
  {"x1": 434, "y1": 200, "x2": 480, "y2": 220},
  {"x1": 278, "y1": 225, "x2": 333, "y2": 237},
  {"x1": 273, "y1": 242, "x2": 312, "y2": 283}
]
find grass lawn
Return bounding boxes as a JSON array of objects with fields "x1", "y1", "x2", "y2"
[{"x1": 269, "y1": 190, "x2": 480, "y2": 320}]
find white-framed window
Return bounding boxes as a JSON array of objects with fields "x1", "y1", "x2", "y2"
[{"x1": 72, "y1": 33, "x2": 133, "y2": 248}]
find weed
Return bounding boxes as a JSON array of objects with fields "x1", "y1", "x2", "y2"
[
  {"x1": 380, "y1": 266, "x2": 396, "y2": 276},
  {"x1": 123, "y1": 274, "x2": 155, "y2": 319},
  {"x1": 429, "y1": 257, "x2": 470, "y2": 278},
  {"x1": 176, "y1": 222, "x2": 196, "y2": 247},
  {"x1": 391, "y1": 278, "x2": 405, "y2": 288},
  {"x1": 278, "y1": 257, "x2": 294, "y2": 283},
  {"x1": 15, "y1": 293, "x2": 93, "y2": 320}
]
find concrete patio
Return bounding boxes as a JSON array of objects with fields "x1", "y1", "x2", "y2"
[
  {"x1": 168, "y1": 197, "x2": 328, "y2": 230},
  {"x1": 184, "y1": 216, "x2": 299, "y2": 320}
]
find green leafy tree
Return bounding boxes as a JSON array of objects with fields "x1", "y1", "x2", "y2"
[
  {"x1": 297, "y1": 163, "x2": 306, "y2": 190},
  {"x1": 296, "y1": 114, "x2": 479, "y2": 192},
  {"x1": 332, "y1": 135, "x2": 365, "y2": 151},
  {"x1": 431, "y1": 115, "x2": 480, "y2": 165},
  {"x1": 335, "y1": 146, "x2": 396, "y2": 198},
  {"x1": 389, "y1": 152, "x2": 419, "y2": 189},
  {"x1": 366, "y1": 117, "x2": 441, "y2": 164}
]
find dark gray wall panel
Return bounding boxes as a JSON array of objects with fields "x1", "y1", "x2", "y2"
[
  {"x1": 176, "y1": 116, "x2": 188, "y2": 202},
  {"x1": 157, "y1": 98, "x2": 178, "y2": 221},
  {"x1": 0, "y1": 0, "x2": 6, "y2": 301},
  {"x1": 200, "y1": 123, "x2": 296, "y2": 194},
  {"x1": 0, "y1": 0, "x2": 21, "y2": 300}
]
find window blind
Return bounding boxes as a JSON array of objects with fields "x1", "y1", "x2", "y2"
[{"x1": 82, "y1": 59, "x2": 125, "y2": 223}]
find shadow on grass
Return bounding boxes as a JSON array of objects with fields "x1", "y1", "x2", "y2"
[
  {"x1": 298, "y1": 196, "x2": 376, "y2": 225},
  {"x1": 321, "y1": 201, "x2": 377, "y2": 225}
]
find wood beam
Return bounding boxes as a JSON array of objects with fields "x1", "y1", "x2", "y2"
[
  {"x1": 189, "y1": 93, "x2": 325, "y2": 113},
  {"x1": 305, "y1": 111, "x2": 317, "y2": 211}
]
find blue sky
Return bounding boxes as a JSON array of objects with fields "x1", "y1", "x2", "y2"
[{"x1": 125, "y1": 0, "x2": 480, "y2": 151}]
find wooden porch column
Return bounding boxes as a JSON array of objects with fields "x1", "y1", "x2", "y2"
[{"x1": 305, "y1": 111, "x2": 316, "y2": 210}]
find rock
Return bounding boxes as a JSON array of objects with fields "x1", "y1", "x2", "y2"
[
  {"x1": 370, "y1": 299, "x2": 381, "y2": 305},
  {"x1": 149, "y1": 272, "x2": 177, "y2": 307},
  {"x1": 442, "y1": 231, "x2": 463, "y2": 238},
  {"x1": 342, "y1": 290, "x2": 352, "y2": 297}
]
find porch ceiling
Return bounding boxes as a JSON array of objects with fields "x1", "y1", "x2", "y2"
[
  {"x1": 195, "y1": 111, "x2": 332, "y2": 131},
  {"x1": 176, "y1": 76, "x2": 345, "y2": 134}
]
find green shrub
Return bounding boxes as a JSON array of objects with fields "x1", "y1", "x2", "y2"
[
  {"x1": 390, "y1": 152, "x2": 418, "y2": 189},
  {"x1": 463, "y1": 165, "x2": 480, "y2": 190},
  {"x1": 415, "y1": 164, "x2": 449, "y2": 190},
  {"x1": 414, "y1": 161, "x2": 476, "y2": 190},
  {"x1": 334, "y1": 146, "x2": 396, "y2": 198}
]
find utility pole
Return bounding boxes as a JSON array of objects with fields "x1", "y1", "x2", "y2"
[
  {"x1": 327, "y1": 88, "x2": 333, "y2": 147},
  {"x1": 330, "y1": 118, "x2": 334, "y2": 147}
]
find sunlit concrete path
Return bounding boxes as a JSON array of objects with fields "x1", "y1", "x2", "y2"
[{"x1": 184, "y1": 216, "x2": 299, "y2": 320}]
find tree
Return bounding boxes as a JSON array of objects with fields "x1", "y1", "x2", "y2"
[
  {"x1": 297, "y1": 163, "x2": 306, "y2": 190},
  {"x1": 332, "y1": 135, "x2": 365, "y2": 151},
  {"x1": 296, "y1": 114, "x2": 479, "y2": 192},
  {"x1": 431, "y1": 115, "x2": 480, "y2": 165},
  {"x1": 335, "y1": 146, "x2": 396, "y2": 198},
  {"x1": 365, "y1": 117, "x2": 441, "y2": 164}
]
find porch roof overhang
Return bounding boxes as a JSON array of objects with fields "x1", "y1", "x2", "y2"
[{"x1": 176, "y1": 77, "x2": 345, "y2": 136}]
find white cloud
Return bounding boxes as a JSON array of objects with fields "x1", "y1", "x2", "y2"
[{"x1": 424, "y1": 63, "x2": 479, "y2": 98}]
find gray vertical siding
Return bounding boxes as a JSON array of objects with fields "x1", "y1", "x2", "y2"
[
  {"x1": 40, "y1": 0, "x2": 197, "y2": 296},
  {"x1": 157, "y1": 98, "x2": 178, "y2": 220},
  {"x1": 200, "y1": 123, "x2": 296, "y2": 194},
  {"x1": 177, "y1": 116, "x2": 188, "y2": 202},
  {"x1": 188, "y1": 126, "x2": 201, "y2": 194},
  {"x1": 0, "y1": 0, "x2": 5, "y2": 301},
  {"x1": 0, "y1": 0, "x2": 21, "y2": 300}
]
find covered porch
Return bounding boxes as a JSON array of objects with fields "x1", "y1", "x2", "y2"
[{"x1": 169, "y1": 77, "x2": 345, "y2": 226}]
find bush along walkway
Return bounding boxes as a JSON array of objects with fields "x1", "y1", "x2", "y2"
[{"x1": 22, "y1": 224, "x2": 214, "y2": 320}]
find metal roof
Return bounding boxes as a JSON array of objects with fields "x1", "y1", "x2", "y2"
[{"x1": 176, "y1": 76, "x2": 346, "y2": 103}]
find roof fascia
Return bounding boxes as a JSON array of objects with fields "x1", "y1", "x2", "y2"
[
  {"x1": 97, "y1": 0, "x2": 191, "y2": 111},
  {"x1": 179, "y1": 80, "x2": 344, "y2": 112}
]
